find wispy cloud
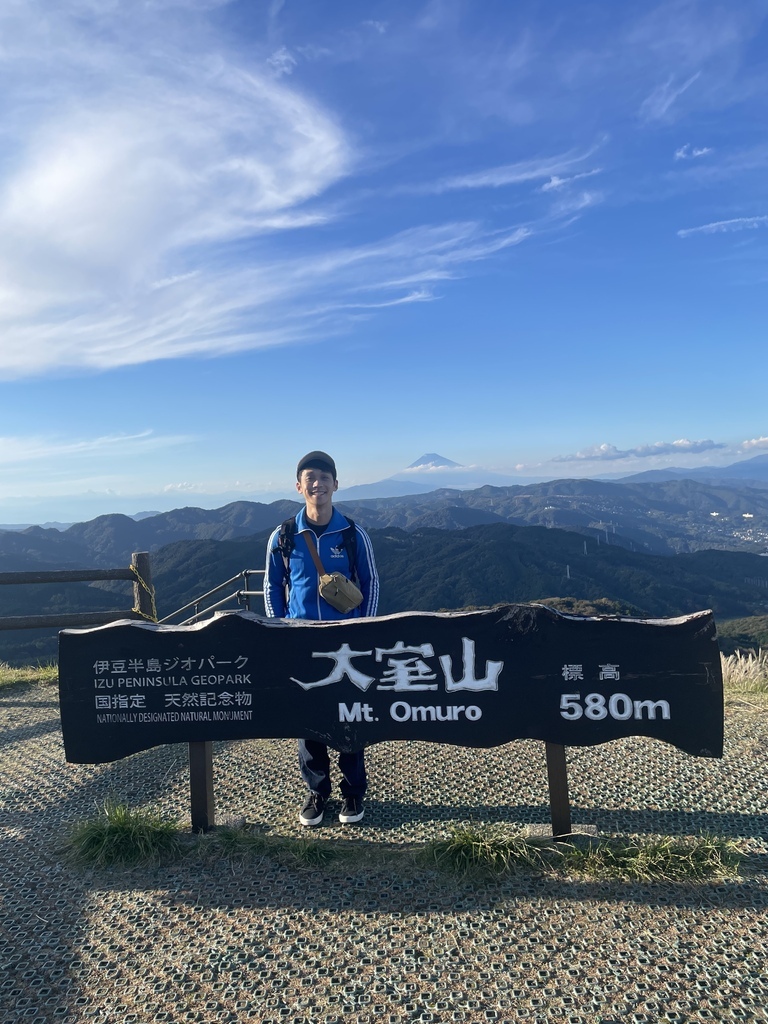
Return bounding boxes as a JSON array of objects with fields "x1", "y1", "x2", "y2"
[
  {"x1": 267, "y1": 46, "x2": 297, "y2": 77},
  {"x1": 0, "y1": 2, "x2": 355, "y2": 376},
  {"x1": 547, "y1": 190, "x2": 603, "y2": 218},
  {"x1": 674, "y1": 143, "x2": 713, "y2": 160},
  {"x1": 678, "y1": 216, "x2": 768, "y2": 238},
  {"x1": 0, "y1": 431, "x2": 192, "y2": 466},
  {"x1": 639, "y1": 72, "x2": 701, "y2": 122},
  {"x1": 0, "y1": 3, "x2": 557, "y2": 381},
  {"x1": 540, "y1": 169, "x2": 602, "y2": 192},
  {"x1": 313, "y1": 289, "x2": 436, "y2": 313},
  {"x1": 420, "y1": 147, "x2": 601, "y2": 194},
  {"x1": 0, "y1": 219, "x2": 532, "y2": 377},
  {"x1": 553, "y1": 439, "x2": 725, "y2": 463}
]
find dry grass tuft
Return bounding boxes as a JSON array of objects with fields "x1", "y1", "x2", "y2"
[{"x1": 721, "y1": 648, "x2": 768, "y2": 694}]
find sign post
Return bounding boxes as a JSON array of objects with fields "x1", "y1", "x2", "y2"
[
  {"x1": 58, "y1": 605, "x2": 723, "y2": 836},
  {"x1": 189, "y1": 741, "x2": 215, "y2": 833},
  {"x1": 544, "y1": 743, "x2": 571, "y2": 838}
]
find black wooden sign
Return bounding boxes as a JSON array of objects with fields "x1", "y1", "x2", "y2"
[{"x1": 58, "y1": 605, "x2": 723, "y2": 764}]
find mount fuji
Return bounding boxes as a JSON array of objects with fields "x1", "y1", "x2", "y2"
[{"x1": 336, "y1": 453, "x2": 533, "y2": 500}]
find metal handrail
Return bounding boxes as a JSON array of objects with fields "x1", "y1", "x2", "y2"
[{"x1": 159, "y1": 569, "x2": 264, "y2": 626}]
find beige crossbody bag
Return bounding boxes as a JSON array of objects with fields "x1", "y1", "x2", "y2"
[{"x1": 302, "y1": 530, "x2": 364, "y2": 613}]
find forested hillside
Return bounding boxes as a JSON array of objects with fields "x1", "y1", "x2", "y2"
[{"x1": 2, "y1": 522, "x2": 766, "y2": 664}]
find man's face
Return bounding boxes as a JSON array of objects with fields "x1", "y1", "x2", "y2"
[{"x1": 296, "y1": 467, "x2": 338, "y2": 505}]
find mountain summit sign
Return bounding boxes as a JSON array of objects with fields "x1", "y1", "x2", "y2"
[{"x1": 59, "y1": 604, "x2": 722, "y2": 763}]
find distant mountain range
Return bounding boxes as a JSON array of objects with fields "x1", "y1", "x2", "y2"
[
  {"x1": 3, "y1": 454, "x2": 767, "y2": 665},
  {"x1": 339, "y1": 451, "x2": 768, "y2": 500},
  {"x1": 619, "y1": 453, "x2": 768, "y2": 487},
  {"x1": 338, "y1": 476, "x2": 768, "y2": 557},
  {"x1": 1, "y1": 474, "x2": 767, "y2": 578},
  {"x1": 2, "y1": 452, "x2": 768, "y2": 532}
]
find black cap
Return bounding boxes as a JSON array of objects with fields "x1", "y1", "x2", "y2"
[{"x1": 296, "y1": 450, "x2": 337, "y2": 479}]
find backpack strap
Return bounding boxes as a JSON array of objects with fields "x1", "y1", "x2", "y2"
[
  {"x1": 278, "y1": 514, "x2": 359, "y2": 587},
  {"x1": 342, "y1": 517, "x2": 359, "y2": 584},
  {"x1": 277, "y1": 516, "x2": 297, "y2": 587}
]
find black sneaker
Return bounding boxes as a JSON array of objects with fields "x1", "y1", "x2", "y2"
[
  {"x1": 299, "y1": 792, "x2": 325, "y2": 827},
  {"x1": 338, "y1": 796, "x2": 364, "y2": 824}
]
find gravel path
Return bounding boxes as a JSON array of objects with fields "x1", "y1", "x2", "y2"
[{"x1": 1, "y1": 681, "x2": 767, "y2": 1023}]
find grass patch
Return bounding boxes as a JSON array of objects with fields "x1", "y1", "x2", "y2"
[
  {"x1": 721, "y1": 648, "x2": 768, "y2": 695},
  {"x1": 199, "y1": 824, "x2": 340, "y2": 868},
  {"x1": 64, "y1": 800, "x2": 182, "y2": 867},
  {"x1": 558, "y1": 833, "x2": 742, "y2": 882},
  {"x1": 0, "y1": 660, "x2": 58, "y2": 690},
  {"x1": 64, "y1": 807, "x2": 344, "y2": 871},
  {"x1": 423, "y1": 825, "x2": 742, "y2": 881},
  {"x1": 423, "y1": 824, "x2": 551, "y2": 877},
  {"x1": 62, "y1": 809, "x2": 742, "y2": 882}
]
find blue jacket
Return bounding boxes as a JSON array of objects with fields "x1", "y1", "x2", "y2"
[{"x1": 264, "y1": 506, "x2": 379, "y2": 620}]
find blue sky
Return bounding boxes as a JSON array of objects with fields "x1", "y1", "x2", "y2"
[{"x1": 1, "y1": 0, "x2": 767, "y2": 523}]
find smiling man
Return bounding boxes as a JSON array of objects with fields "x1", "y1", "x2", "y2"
[{"x1": 264, "y1": 451, "x2": 379, "y2": 827}]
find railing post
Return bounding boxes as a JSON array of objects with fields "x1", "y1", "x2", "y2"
[
  {"x1": 544, "y1": 742, "x2": 572, "y2": 838},
  {"x1": 131, "y1": 552, "x2": 155, "y2": 620},
  {"x1": 189, "y1": 741, "x2": 215, "y2": 832}
]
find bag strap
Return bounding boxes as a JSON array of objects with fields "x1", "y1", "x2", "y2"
[{"x1": 300, "y1": 530, "x2": 329, "y2": 578}]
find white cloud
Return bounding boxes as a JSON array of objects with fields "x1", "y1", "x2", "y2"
[
  {"x1": 633, "y1": 438, "x2": 726, "y2": 457},
  {"x1": 741, "y1": 436, "x2": 768, "y2": 451},
  {"x1": 674, "y1": 143, "x2": 713, "y2": 160},
  {"x1": 162, "y1": 482, "x2": 205, "y2": 493},
  {"x1": 1, "y1": 66, "x2": 349, "y2": 266},
  {"x1": 0, "y1": 4, "x2": 354, "y2": 376},
  {"x1": 0, "y1": 4, "x2": 554, "y2": 380},
  {"x1": 553, "y1": 443, "x2": 625, "y2": 463},
  {"x1": 678, "y1": 216, "x2": 768, "y2": 238},
  {"x1": 553, "y1": 438, "x2": 725, "y2": 463}
]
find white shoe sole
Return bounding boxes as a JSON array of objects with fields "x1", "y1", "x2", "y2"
[
  {"x1": 299, "y1": 808, "x2": 324, "y2": 827},
  {"x1": 338, "y1": 808, "x2": 364, "y2": 824}
]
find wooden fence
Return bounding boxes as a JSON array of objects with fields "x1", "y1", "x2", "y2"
[{"x1": 0, "y1": 551, "x2": 155, "y2": 631}]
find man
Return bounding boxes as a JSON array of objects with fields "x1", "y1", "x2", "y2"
[{"x1": 264, "y1": 451, "x2": 379, "y2": 827}]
